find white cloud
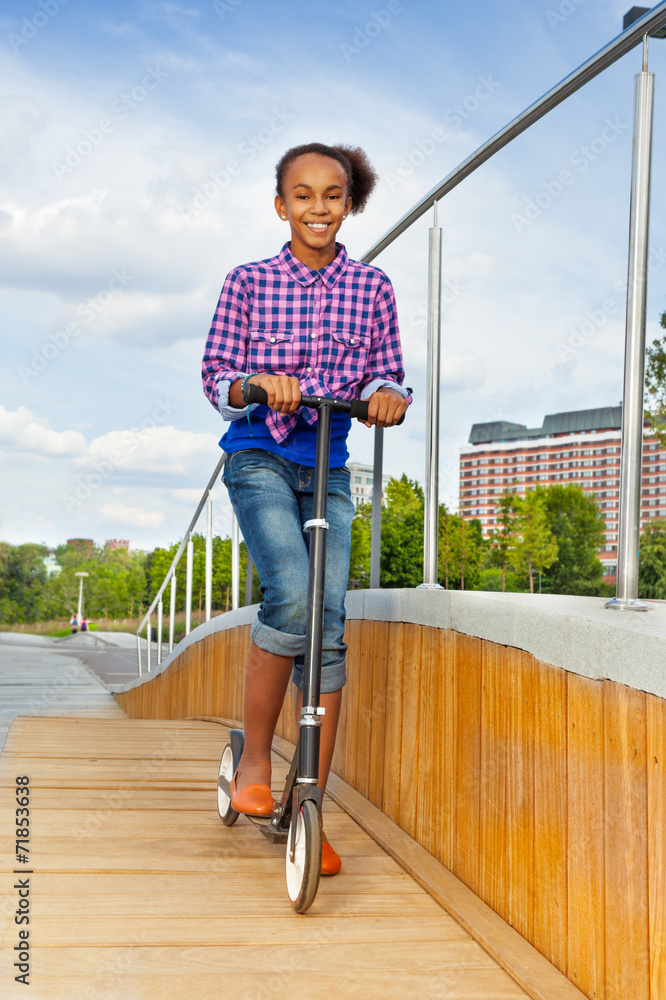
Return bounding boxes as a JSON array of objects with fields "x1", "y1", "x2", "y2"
[
  {"x1": 98, "y1": 503, "x2": 165, "y2": 528},
  {"x1": 0, "y1": 405, "x2": 86, "y2": 457},
  {"x1": 84, "y1": 424, "x2": 219, "y2": 475}
]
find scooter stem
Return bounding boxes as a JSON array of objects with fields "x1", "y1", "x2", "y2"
[{"x1": 298, "y1": 402, "x2": 332, "y2": 783}]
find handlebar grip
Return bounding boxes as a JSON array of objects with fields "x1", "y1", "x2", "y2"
[
  {"x1": 243, "y1": 382, "x2": 269, "y2": 406},
  {"x1": 348, "y1": 399, "x2": 369, "y2": 421}
]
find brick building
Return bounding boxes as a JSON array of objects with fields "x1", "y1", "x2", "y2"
[{"x1": 459, "y1": 406, "x2": 666, "y2": 582}]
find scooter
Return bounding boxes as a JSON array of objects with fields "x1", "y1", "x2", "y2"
[{"x1": 216, "y1": 384, "x2": 400, "y2": 913}]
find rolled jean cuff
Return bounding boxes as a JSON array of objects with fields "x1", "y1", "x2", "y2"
[
  {"x1": 251, "y1": 619, "x2": 305, "y2": 657},
  {"x1": 292, "y1": 657, "x2": 346, "y2": 694}
]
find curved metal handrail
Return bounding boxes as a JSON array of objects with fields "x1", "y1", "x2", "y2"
[{"x1": 361, "y1": 1, "x2": 666, "y2": 263}]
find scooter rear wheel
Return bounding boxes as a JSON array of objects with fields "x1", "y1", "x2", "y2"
[
  {"x1": 217, "y1": 744, "x2": 240, "y2": 826},
  {"x1": 286, "y1": 798, "x2": 322, "y2": 914}
]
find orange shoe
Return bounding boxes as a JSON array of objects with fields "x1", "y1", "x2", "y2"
[
  {"x1": 321, "y1": 837, "x2": 341, "y2": 876},
  {"x1": 229, "y1": 771, "x2": 274, "y2": 816}
]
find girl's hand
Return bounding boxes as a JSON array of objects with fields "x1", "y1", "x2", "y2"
[
  {"x1": 247, "y1": 373, "x2": 302, "y2": 415},
  {"x1": 360, "y1": 387, "x2": 409, "y2": 428}
]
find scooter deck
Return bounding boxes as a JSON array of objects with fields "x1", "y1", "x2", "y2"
[{"x1": 246, "y1": 813, "x2": 289, "y2": 844}]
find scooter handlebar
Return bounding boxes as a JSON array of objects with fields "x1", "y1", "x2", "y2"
[{"x1": 242, "y1": 382, "x2": 406, "y2": 425}]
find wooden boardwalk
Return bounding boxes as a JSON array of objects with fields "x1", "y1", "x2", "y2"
[{"x1": 0, "y1": 717, "x2": 530, "y2": 1000}]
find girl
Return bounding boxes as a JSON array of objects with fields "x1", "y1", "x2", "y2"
[{"x1": 202, "y1": 142, "x2": 410, "y2": 875}]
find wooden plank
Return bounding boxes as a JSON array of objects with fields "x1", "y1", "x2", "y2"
[
  {"x1": 381, "y1": 622, "x2": 405, "y2": 825},
  {"x1": 567, "y1": 673, "x2": 605, "y2": 1000},
  {"x1": 603, "y1": 681, "x2": 649, "y2": 1000},
  {"x1": 454, "y1": 634, "x2": 482, "y2": 892},
  {"x1": 355, "y1": 620, "x2": 375, "y2": 800},
  {"x1": 343, "y1": 618, "x2": 362, "y2": 789},
  {"x1": 479, "y1": 640, "x2": 507, "y2": 920},
  {"x1": 398, "y1": 624, "x2": 421, "y2": 839},
  {"x1": 368, "y1": 621, "x2": 390, "y2": 810},
  {"x1": 532, "y1": 661, "x2": 567, "y2": 975},
  {"x1": 504, "y1": 649, "x2": 534, "y2": 943},
  {"x1": 416, "y1": 626, "x2": 440, "y2": 857},
  {"x1": 647, "y1": 693, "x2": 666, "y2": 1000},
  {"x1": 436, "y1": 629, "x2": 456, "y2": 872}
]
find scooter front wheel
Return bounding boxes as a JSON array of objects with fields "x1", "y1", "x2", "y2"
[
  {"x1": 217, "y1": 744, "x2": 240, "y2": 826},
  {"x1": 286, "y1": 797, "x2": 322, "y2": 913}
]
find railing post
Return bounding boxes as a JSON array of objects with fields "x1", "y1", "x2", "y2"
[
  {"x1": 146, "y1": 619, "x2": 152, "y2": 673},
  {"x1": 157, "y1": 600, "x2": 163, "y2": 665},
  {"x1": 231, "y1": 514, "x2": 240, "y2": 611},
  {"x1": 606, "y1": 35, "x2": 654, "y2": 612},
  {"x1": 370, "y1": 427, "x2": 384, "y2": 588},
  {"x1": 169, "y1": 573, "x2": 176, "y2": 652},
  {"x1": 419, "y1": 202, "x2": 444, "y2": 590},
  {"x1": 136, "y1": 633, "x2": 142, "y2": 677},
  {"x1": 185, "y1": 536, "x2": 193, "y2": 634},
  {"x1": 205, "y1": 494, "x2": 213, "y2": 622}
]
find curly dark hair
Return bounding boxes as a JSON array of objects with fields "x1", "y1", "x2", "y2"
[{"x1": 275, "y1": 142, "x2": 378, "y2": 215}]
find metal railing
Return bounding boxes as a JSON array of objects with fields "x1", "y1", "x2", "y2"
[
  {"x1": 136, "y1": 5, "x2": 666, "y2": 670},
  {"x1": 361, "y1": 3, "x2": 665, "y2": 604}
]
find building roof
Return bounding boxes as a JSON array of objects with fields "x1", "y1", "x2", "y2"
[{"x1": 468, "y1": 406, "x2": 623, "y2": 444}]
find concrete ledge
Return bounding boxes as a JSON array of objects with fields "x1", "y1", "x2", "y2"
[{"x1": 112, "y1": 589, "x2": 666, "y2": 700}]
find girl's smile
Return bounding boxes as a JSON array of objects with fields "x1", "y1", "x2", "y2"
[{"x1": 274, "y1": 152, "x2": 352, "y2": 268}]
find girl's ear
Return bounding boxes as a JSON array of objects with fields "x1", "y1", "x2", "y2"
[
  {"x1": 274, "y1": 195, "x2": 288, "y2": 221},
  {"x1": 343, "y1": 196, "x2": 352, "y2": 219}
]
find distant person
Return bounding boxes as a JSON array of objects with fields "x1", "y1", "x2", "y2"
[
  {"x1": 202, "y1": 142, "x2": 410, "y2": 875},
  {"x1": 70, "y1": 615, "x2": 78, "y2": 633},
  {"x1": 80, "y1": 618, "x2": 88, "y2": 632}
]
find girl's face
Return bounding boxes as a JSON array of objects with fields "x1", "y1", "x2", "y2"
[{"x1": 275, "y1": 153, "x2": 352, "y2": 267}]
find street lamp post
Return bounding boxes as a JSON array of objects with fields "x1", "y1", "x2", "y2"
[{"x1": 75, "y1": 571, "x2": 89, "y2": 621}]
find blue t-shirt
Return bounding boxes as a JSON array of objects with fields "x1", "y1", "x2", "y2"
[{"x1": 220, "y1": 405, "x2": 352, "y2": 467}]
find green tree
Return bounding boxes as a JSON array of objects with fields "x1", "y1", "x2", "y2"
[
  {"x1": 512, "y1": 490, "x2": 558, "y2": 594},
  {"x1": 380, "y1": 475, "x2": 424, "y2": 588},
  {"x1": 645, "y1": 311, "x2": 666, "y2": 446},
  {"x1": 539, "y1": 484, "x2": 606, "y2": 595},
  {"x1": 349, "y1": 503, "x2": 372, "y2": 589},
  {"x1": 440, "y1": 511, "x2": 484, "y2": 590},
  {"x1": 489, "y1": 493, "x2": 518, "y2": 592},
  {"x1": 638, "y1": 520, "x2": 666, "y2": 599},
  {"x1": 0, "y1": 542, "x2": 49, "y2": 623}
]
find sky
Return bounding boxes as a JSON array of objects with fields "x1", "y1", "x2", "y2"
[{"x1": 1, "y1": 0, "x2": 665, "y2": 553}]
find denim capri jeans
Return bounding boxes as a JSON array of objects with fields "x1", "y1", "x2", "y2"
[{"x1": 222, "y1": 448, "x2": 354, "y2": 693}]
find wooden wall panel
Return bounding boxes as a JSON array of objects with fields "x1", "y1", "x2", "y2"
[
  {"x1": 603, "y1": 682, "x2": 649, "y2": 1000},
  {"x1": 479, "y1": 641, "x2": 507, "y2": 921},
  {"x1": 114, "y1": 615, "x2": 666, "y2": 1000},
  {"x1": 567, "y1": 673, "x2": 605, "y2": 1000},
  {"x1": 381, "y1": 622, "x2": 405, "y2": 824},
  {"x1": 453, "y1": 634, "x2": 482, "y2": 893},
  {"x1": 505, "y1": 651, "x2": 535, "y2": 943},
  {"x1": 398, "y1": 623, "x2": 421, "y2": 840},
  {"x1": 369, "y1": 621, "x2": 390, "y2": 811},
  {"x1": 416, "y1": 626, "x2": 440, "y2": 856},
  {"x1": 436, "y1": 629, "x2": 456, "y2": 871},
  {"x1": 533, "y1": 661, "x2": 568, "y2": 975},
  {"x1": 647, "y1": 693, "x2": 666, "y2": 1000}
]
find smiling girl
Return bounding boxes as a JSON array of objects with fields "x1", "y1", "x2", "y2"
[{"x1": 202, "y1": 142, "x2": 410, "y2": 875}]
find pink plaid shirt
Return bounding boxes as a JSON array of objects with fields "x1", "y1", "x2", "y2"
[{"x1": 202, "y1": 242, "x2": 409, "y2": 443}]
